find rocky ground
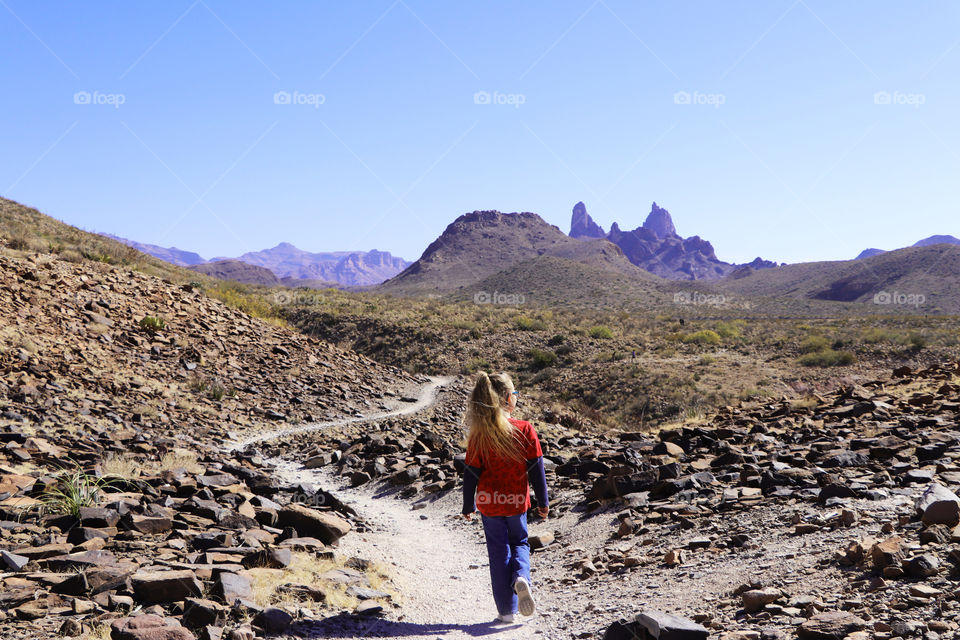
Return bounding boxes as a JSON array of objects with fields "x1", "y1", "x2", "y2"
[
  {"x1": 4, "y1": 249, "x2": 960, "y2": 640},
  {"x1": 245, "y1": 361, "x2": 960, "y2": 640},
  {"x1": 0, "y1": 251, "x2": 427, "y2": 639},
  {"x1": 0, "y1": 251, "x2": 422, "y2": 439}
]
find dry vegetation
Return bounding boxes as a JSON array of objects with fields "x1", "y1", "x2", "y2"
[{"x1": 273, "y1": 286, "x2": 960, "y2": 430}]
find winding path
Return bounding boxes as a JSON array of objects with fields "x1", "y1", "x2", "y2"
[
  {"x1": 230, "y1": 374, "x2": 548, "y2": 639},
  {"x1": 228, "y1": 375, "x2": 455, "y2": 451}
]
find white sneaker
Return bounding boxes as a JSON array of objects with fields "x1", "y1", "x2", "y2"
[
  {"x1": 513, "y1": 577, "x2": 536, "y2": 616},
  {"x1": 497, "y1": 613, "x2": 515, "y2": 623}
]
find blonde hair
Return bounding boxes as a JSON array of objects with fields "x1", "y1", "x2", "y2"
[{"x1": 465, "y1": 372, "x2": 523, "y2": 462}]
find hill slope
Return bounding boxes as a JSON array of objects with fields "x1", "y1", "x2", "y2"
[
  {"x1": 189, "y1": 259, "x2": 281, "y2": 285},
  {"x1": 379, "y1": 210, "x2": 656, "y2": 295},
  {"x1": 719, "y1": 244, "x2": 960, "y2": 313}
]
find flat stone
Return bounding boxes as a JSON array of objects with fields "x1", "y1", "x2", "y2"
[
  {"x1": 916, "y1": 483, "x2": 960, "y2": 526},
  {"x1": 111, "y1": 614, "x2": 196, "y2": 640},
  {"x1": 530, "y1": 532, "x2": 555, "y2": 550},
  {"x1": 131, "y1": 569, "x2": 203, "y2": 603},
  {"x1": 1, "y1": 549, "x2": 30, "y2": 571},
  {"x1": 797, "y1": 611, "x2": 867, "y2": 640},
  {"x1": 636, "y1": 609, "x2": 709, "y2": 640},
  {"x1": 276, "y1": 503, "x2": 351, "y2": 544},
  {"x1": 211, "y1": 572, "x2": 252, "y2": 605},
  {"x1": 742, "y1": 588, "x2": 781, "y2": 613},
  {"x1": 253, "y1": 607, "x2": 293, "y2": 633},
  {"x1": 241, "y1": 547, "x2": 292, "y2": 569},
  {"x1": 13, "y1": 542, "x2": 72, "y2": 560}
]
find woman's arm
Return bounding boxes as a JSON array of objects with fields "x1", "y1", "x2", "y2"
[
  {"x1": 526, "y1": 456, "x2": 548, "y2": 509},
  {"x1": 462, "y1": 463, "x2": 483, "y2": 515}
]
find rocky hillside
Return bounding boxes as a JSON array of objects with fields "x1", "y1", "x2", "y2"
[
  {"x1": 0, "y1": 242, "x2": 429, "y2": 639},
  {"x1": 99, "y1": 234, "x2": 206, "y2": 267},
  {"x1": 0, "y1": 249, "x2": 421, "y2": 440},
  {"x1": 570, "y1": 202, "x2": 777, "y2": 281},
  {"x1": 378, "y1": 210, "x2": 653, "y2": 295}
]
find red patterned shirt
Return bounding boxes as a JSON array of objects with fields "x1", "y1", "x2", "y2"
[{"x1": 465, "y1": 418, "x2": 543, "y2": 517}]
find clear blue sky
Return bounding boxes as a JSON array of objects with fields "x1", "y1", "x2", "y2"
[{"x1": 2, "y1": 1, "x2": 958, "y2": 264}]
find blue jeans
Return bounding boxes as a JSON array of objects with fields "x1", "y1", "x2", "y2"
[{"x1": 480, "y1": 512, "x2": 531, "y2": 616}]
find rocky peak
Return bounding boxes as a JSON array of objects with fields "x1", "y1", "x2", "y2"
[
  {"x1": 642, "y1": 202, "x2": 678, "y2": 239},
  {"x1": 570, "y1": 202, "x2": 606, "y2": 239}
]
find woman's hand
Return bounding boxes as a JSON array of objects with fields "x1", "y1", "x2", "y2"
[
  {"x1": 462, "y1": 511, "x2": 475, "y2": 521},
  {"x1": 537, "y1": 506, "x2": 549, "y2": 519}
]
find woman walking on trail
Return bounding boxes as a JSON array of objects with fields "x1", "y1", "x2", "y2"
[{"x1": 462, "y1": 372, "x2": 549, "y2": 624}]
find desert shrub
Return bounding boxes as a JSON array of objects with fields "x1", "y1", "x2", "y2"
[
  {"x1": 206, "y1": 379, "x2": 232, "y2": 401},
  {"x1": 699, "y1": 354, "x2": 717, "y2": 365},
  {"x1": 529, "y1": 348, "x2": 557, "y2": 370},
  {"x1": 908, "y1": 333, "x2": 927, "y2": 352},
  {"x1": 463, "y1": 357, "x2": 491, "y2": 374},
  {"x1": 515, "y1": 316, "x2": 546, "y2": 331},
  {"x1": 714, "y1": 320, "x2": 745, "y2": 340},
  {"x1": 555, "y1": 344, "x2": 574, "y2": 357},
  {"x1": 799, "y1": 349, "x2": 856, "y2": 367},
  {"x1": 532, "y1": 367, "x2": 556, "y2": 384},
  {"x1": 861, "y1": 327, "x2": 900, "y2": 344},
  {"x1": 681, "y1": 330, "x2": 721, "y2": 345},
  {"x1": 799, "y1": 335, "x2": 831, "y2": 353},
  {"x1": 207, "y1": 283, "x2": 281, "y2": 323},
  {"x1": 139, "y1": 315, "x2": 165, "y2": 333},
  {"x1": 547, "y1": 334, "x2": 566, "y2": 346},
  {"x1": 588, "y1": 325, "x2": 613, "y2": 339},
  {"x1": 40, "y1": 465, "x2": 116, "y2": 518}
]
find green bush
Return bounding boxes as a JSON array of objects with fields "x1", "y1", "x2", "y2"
[
  {"x1": 529, "y1": 348, "x2": 558, "y2": 370},
  {"x1": 681, "y1": 330, "x2": 721, "y2": 345},
  {"x1": 714, "y1": 320, "x2": 744, "y2": 340},
  {"x1": 908, "y1": 333, "x2": 927, "y2": 352},
  {"x1": 799, "y1": 349, "x2": 856, "y2": 367},
  {"x1": 40, "y1": 465, "x2": 116, "y2": 518},
  {"x1": 515, "y1": 316, "x2": 547, "y2": 331},
  {"x1": 139, "y1": 315, "x2": 166, "y2": 333},
  {"x1": 799, "y1": 335, "x2": 830, "y2": 353},
  {"x1": 588, "y1": 325, "x2": 613, "y2": 339}
]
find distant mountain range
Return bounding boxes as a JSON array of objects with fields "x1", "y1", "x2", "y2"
[
  {"x1": 856, "y1": 235, "x2": 960, "y2": 260},
  {"x1": 100, "y1": 235, "x2": 409, "y2": 287},
  {"x1": 375, "y1": 202, "x2": 960, "y2": 314},
  {"x1": 570, "y1": 201, "x2": 777, "y2": 280}
]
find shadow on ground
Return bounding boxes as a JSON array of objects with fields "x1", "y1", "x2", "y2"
[{"x1": 292, "y1": 613, "x2": 523, "y2": 637}]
